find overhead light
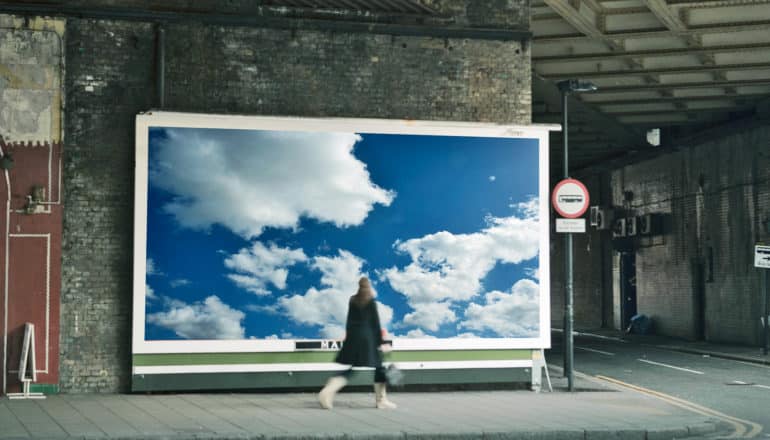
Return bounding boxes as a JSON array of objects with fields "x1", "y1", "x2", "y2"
[
  {"x1": 557, "y1": 79, "x2": 598, "y2": 94},
  {"x1": 647, "y1": 128, "x2": 661, "y2": 146},
  {"x1": 0, "y1": 154, "x2": 13, "y2": 170}
]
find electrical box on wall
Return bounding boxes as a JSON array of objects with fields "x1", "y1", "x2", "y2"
[
  {"x1": 626, "y1": 217, "x2": 638, "y2": 237},
  {"x1": 589, "y1": 206, "x2": 614, "y2": 230},
  {"x1": 612, "y1": 218, "x2": 626, "y2": 238},
  {"x1": 638, "y1": 213, "x2": 664, "y2": 235}
]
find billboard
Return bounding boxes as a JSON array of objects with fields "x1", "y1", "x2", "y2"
[{"x1": 132, "y1": 112, "x2": 553, "y2": 391}]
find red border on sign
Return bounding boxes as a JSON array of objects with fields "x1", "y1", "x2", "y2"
[{"x1": 552, "y1": 178, "x2": 590, "y2": 218}]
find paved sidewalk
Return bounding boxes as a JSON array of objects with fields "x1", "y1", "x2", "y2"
[{"x1": 1, "y1": 373, "x2": 723, "y2": 440}]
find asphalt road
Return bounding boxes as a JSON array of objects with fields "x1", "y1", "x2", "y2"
[{"x1": 547, "y1": 333, "x2": 770, "y2": 439}]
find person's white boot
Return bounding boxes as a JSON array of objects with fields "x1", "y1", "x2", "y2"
[
  {"x1": 374, "y1": 382, "x2": 397, "y2": 409},
  {"x1": 318, "y1": 376, "x2": 347, "y2": 409}
]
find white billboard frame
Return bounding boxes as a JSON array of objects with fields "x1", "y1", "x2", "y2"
[{"x1": 133, "y1": 111, "x2": 556, "y2": 355}]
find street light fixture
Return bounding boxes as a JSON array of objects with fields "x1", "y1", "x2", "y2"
[
  {"x1": 0, "y1": 154, "x2": 13, "y2": 171},
  {"x1": 556, "y1": 79, "x2": 597, "y2": 392}
]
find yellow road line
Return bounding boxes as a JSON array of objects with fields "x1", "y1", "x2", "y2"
[{"x1": 596, "y1": 375, "x2": 763, "y2": 438}]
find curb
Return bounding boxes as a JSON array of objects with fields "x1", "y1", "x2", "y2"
[
  {"x1": 561, "y1": 330, "x2": 770, "y2": 367},
  {"x1": 652, "y1": 345, "x2": 770, "y2": 366},
  {"x1": 21, "y1": 426, "x2": 720, "y2": 440}
]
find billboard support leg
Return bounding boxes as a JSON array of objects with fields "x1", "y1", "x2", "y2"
[{"x1": 531, "y1": 349, "x2": 552, "y2": 393}]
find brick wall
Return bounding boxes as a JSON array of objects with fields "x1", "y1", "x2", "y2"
[
  {"x1": 55, "y1": 2, "x2": 531, "y2": 392},
  {"x1": 553, "y1": 125, "x2": 770, "y2": 345},
  {"x1": 60, "y1": 19, "x2": 155, "y2": 392},
  {"x1": 608, "y1": 125, "x2": 770, "y2": 344}
]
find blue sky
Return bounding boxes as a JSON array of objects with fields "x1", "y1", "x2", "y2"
[{"x1": 144, "y1": 127, "x2": 542, "y2": 341}]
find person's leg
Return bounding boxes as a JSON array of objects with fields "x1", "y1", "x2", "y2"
[
  {"x1": 373, "y1": 366, "x2": 396, "y2": 409},
  {"x1": 319, "y1": 369, "x2": 350, "y2": 409},
  {"x1": 374, "y1": 367, "x2": 386, "y2": 383}
]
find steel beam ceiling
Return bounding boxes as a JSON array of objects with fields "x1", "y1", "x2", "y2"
[{"x1": 532, "y1": 0, "x2": 770, "y2": 170}]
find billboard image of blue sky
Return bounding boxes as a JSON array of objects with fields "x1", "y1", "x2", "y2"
[{"x1": 144, "y1": 127, "x2": 541, "y2": 341}]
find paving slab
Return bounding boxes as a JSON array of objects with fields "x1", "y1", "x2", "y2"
[{"x1": 1, "y1": 375, "x2": 724, "y2": 440}]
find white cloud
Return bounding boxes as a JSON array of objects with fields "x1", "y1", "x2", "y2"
[
  {"x1": 455, "y1": 332, "x2": 479, "y2": 338},
  {"x1": 320, "y1": 324, "x2": 347, "y2": 340},
  {"x1": 384, "y1": 262, "x2": 481, "y2": 304},
  {"x1": 169, "y1": 279, "x2": 190, "y2": 288},
  {"x1": 402, "y1": 302, "x2": 456, "y2": 332},
  {"x1": 146, "y1": 258, "x2": 162, "y2": 276},
  {"x1": 525, "y1": 267, "x2": 540, "y2": 280},
  {"x1": 488, "y1": 175, "x2": 496, "y2": 182},
  {"x1": 245, "y1": 303, "x2": 280, "y2": 314},
  {"x1": 383, "y1": 209, "x2": 540, "y2": 305},
  {"x1": 145, "y1": 284, "x2": 156, "y2": 300},
  {"x1": 224, "y1": 242, "x2": 307, "y2": 295},
  {"x1": 404, "y1": 329, "x2": 437, "y2": 339},
  {"x1": 150, "y1": 128, "x2": 395, "y2": 238},
  {"x1": 278, "y1": 250, "x2": 393, "y2": 338},
  {"x1": 382, "y1": 202, "x2": 540, "y2": 333},
  {"x1": 258, "y1": 332, "x2": 296, "y2": 340},
  {"x1": 515, "y1": 196, "x2": 539, "y2": 218},
  {"x1": 147, "y1": 295, "x2": 245, "y2": 339},
  {"x1": 461, "y1": 279, "x2": 540, "y2": 337}
]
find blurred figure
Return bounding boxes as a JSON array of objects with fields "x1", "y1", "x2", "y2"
[{"x1": 318, "y1": 276, "x2": 396, "y2": 409}]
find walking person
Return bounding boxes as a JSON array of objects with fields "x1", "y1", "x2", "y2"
[{"x1": 318, "y1": 276, "x2": 397, "y2": 410}]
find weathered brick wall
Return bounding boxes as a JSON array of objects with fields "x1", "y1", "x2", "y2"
[
  {"x1": 61, "y1": 19, "x2": 155, "y2": 392},
  {"x1": 18, "y1": 0, "x2": 530, "y2": 29},
  {"x1": 56, "y1": 2, "x2": 531, "y2": 392},
  {"x1": 550, "y1": 172, "x2": 609, "y2": 332},
  {"x1": 162, "y1": 26, "x2": 529, "y2": 122},
  {"x1": 0, "y1": 16, "x2": 63, "y2": 143},
  {"x1": 609, "y1": 125, "x2": 770, "y2": 344}
]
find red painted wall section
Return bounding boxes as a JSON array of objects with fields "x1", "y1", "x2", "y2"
[{"x1": 1, "y1": 140, "x2": 63, "y2": 394}]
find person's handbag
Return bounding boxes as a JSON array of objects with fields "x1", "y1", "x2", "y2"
[{"x1": 384, "y1": 363, "x2": 404, "y2": 386}]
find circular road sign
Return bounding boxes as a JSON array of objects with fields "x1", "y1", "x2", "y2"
[{"x1": 552, "y1": 178, "x2": 590, "y2": 218}]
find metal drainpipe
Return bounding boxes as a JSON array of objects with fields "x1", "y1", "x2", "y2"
[
  {"x1": 1, "y1": 145, "x2": 10, "y2": 395},
  {"x1": 157, "y1": 25, "x2": 165, "y2": 109}
]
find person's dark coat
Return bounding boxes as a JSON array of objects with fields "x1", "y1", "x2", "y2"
[{"x1": 335, "y1": 297, "x2": 384, "y2": 368}]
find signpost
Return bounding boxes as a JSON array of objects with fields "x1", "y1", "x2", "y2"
[
  {"x1": 755, "y1": 245, "x2": 770, "y2": 269},
  {"x1": 552, "y1": 178, "x2": 590, "y2": 219},
  {"x1": 552, "y1": 178, "x2": 589, "y2": 391},
  {"x1": 555, "y1": 218, "x2": 586, "y2": 234},
  {"x1": 8, "y1": 323, "x2": 45, "y2": 399},
  {"x1": 756, "y1": 245, "x2": 770, "y2": 355}
]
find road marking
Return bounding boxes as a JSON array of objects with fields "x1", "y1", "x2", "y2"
[
  {"x1": 576, "y1": 346, "x2": 615, "y2": 356},
  {"x1": 552, "y1": 328, "x2": 627, "y2": 342},
  {"x1": 596, "y1": 375, "x2": 763, "y2": 438},
  {"x1": 637, "y1": 358, "x2": 704, "y2": 375},
  {"x1": 734, "y1": 360, "x2": 770, "y2": 370},
  {"x1": 754, "y1": 384, "x2": 770, "y2": 390}
]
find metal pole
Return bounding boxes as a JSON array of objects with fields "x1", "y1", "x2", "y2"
[
  {"x1": 157, "y1": 25, "x2": 165, "y2": 109},
  {"x1": 762, "y1": 269, "x2": 770, "y2": 355},
  {"x1": 562, "y1": 90, "x2": 575, "y2": 391}
]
